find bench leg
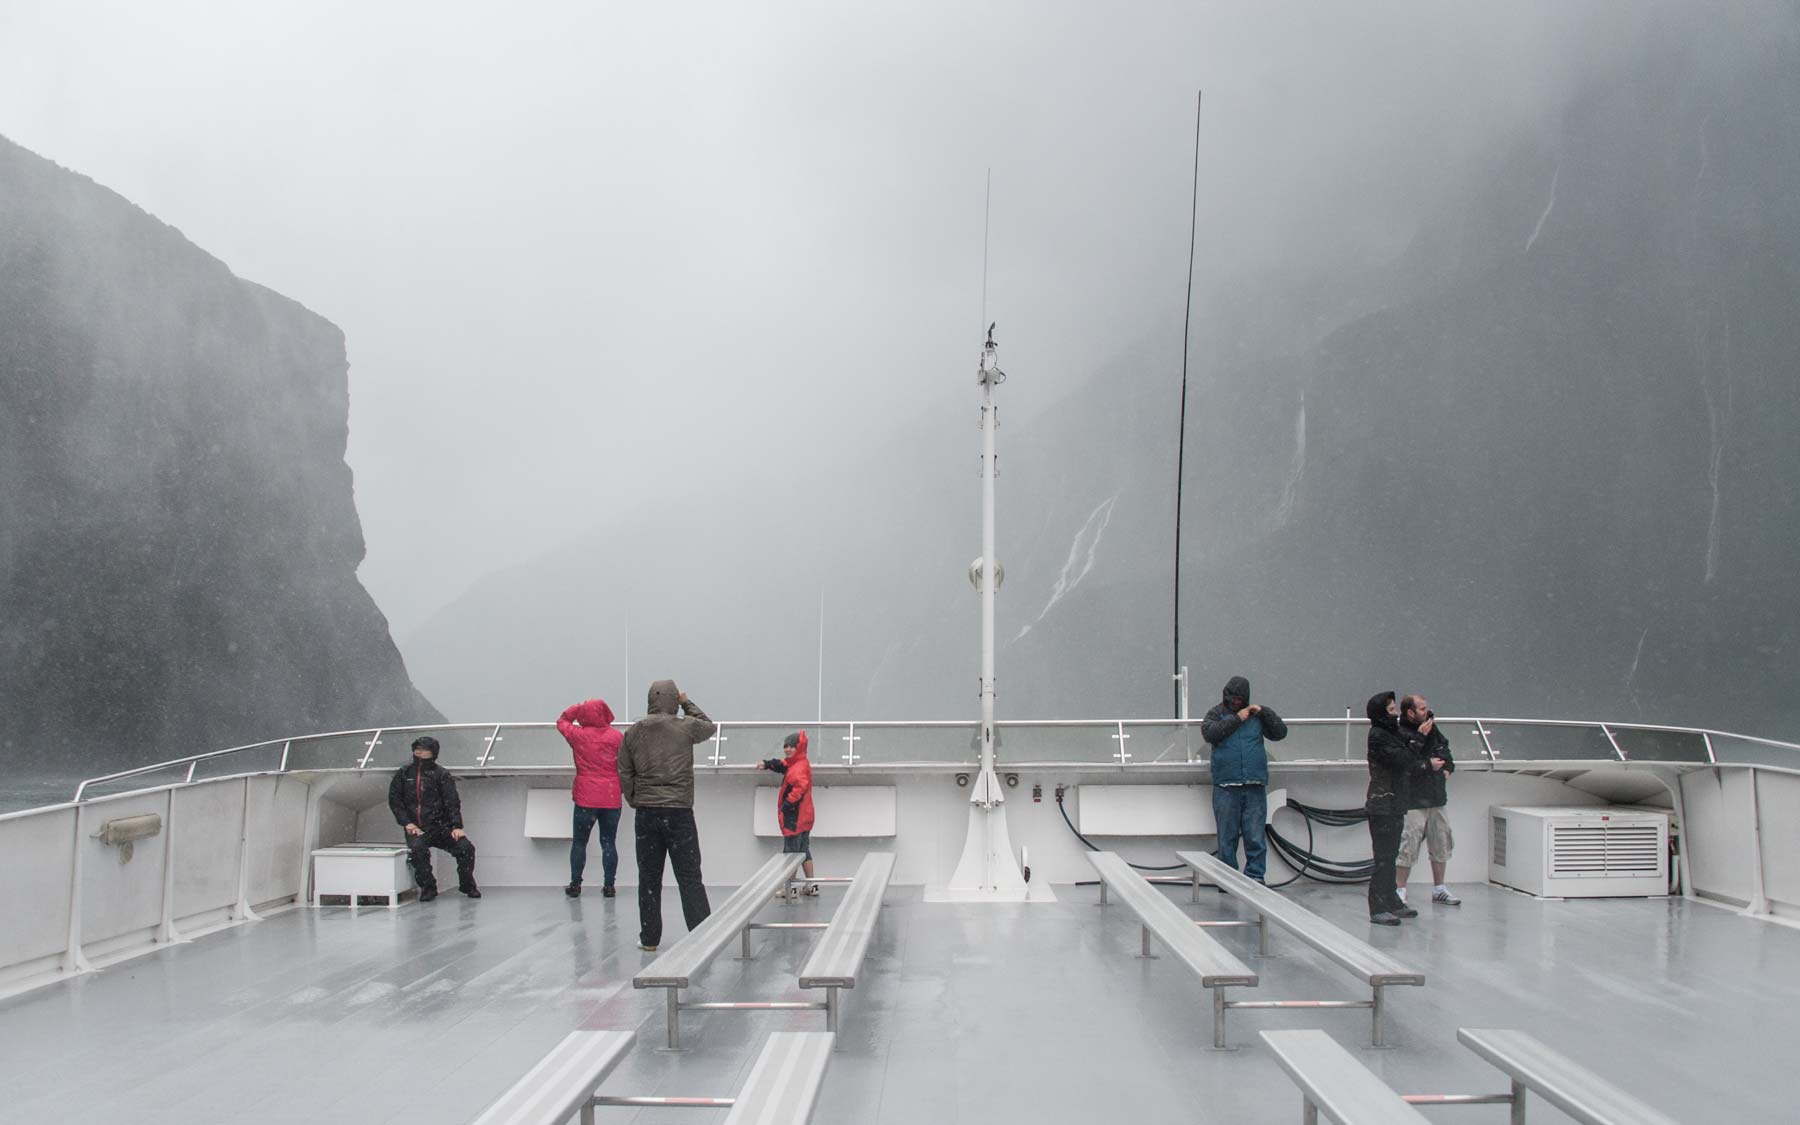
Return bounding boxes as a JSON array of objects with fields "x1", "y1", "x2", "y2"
[
  {"x1": 1138, "y1": 925, "x2": 1159, "y2": 959},
  {"x1": 825, "y1": 986, "x2": 839, "y2": 1034},
  {"x1": 580, "y1": 1101, "x2": 596, "y2": 1125},
  {"x1": 1258, "y1": 914, "x2": 1268, "y2": 956},
  {"x1": 1370, "y1": 984, "x2": 1386, "y2": 1048},
  {"x1": 1099, "y1": 882, "x2": 1109, "y2": 906},
  {"x1": 1301, "y1": 1098, "x2": 1318, "y2": 1125},
  {"x1": 1213, "y1": 987, "x2": 1228, "y2": 1049},
  {"x1": 1192, "y1": 872, "x2": 1200, "y2": 904},
  {"x1": 1511, "y1": 1080, "x2": 1527, "y2": 1125},
  {"x1": 741, "y1": 925, "x2": 753, "y2": 960},
  {"x1": 667, "y1": 988, "x2": 681, "y2": 1051}
]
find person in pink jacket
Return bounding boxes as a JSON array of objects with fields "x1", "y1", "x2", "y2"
[{"x1": 557, "y1": 698, "x2": 622, "y2": 897}]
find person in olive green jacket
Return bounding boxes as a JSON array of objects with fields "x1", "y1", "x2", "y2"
[{"x1": 619, "y1": 680, "x2": 717, "y2": 951}]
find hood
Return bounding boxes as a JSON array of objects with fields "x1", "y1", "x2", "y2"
[
  {"x1": 585, "y1": 698, "x2": 616, "y2": 726},
  {"x1": 1221, "y1": 676, "x2": 1251, "y2": 707},
  {"x1": 783, "y1": 731, "x2": 810, "y2": 759},
  {"x1": 646, "y1": 680, "x2": 680, "y2": 715},
  {"x1": 1366, "y1": 691, "x2": 1398, "y2": 730}
]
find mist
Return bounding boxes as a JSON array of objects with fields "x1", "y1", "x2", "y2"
[{"x1": 4, "y1": 1, "x2": 1798, "y2": 762}]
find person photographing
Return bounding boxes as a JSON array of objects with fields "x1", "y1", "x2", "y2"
[{"x1": 619, "y1": 680, "x2": 716, "y2": 952}]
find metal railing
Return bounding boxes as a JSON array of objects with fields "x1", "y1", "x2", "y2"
[{"x1": 67, "y1": 716, "x2": 1800, "y2": 803}]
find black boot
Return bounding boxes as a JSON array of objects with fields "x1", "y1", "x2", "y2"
[
  {"x1": 601, "y1": 884, "x2": 616, "y2": 898},
  {"x1": 419, "y1": 886, "x2": 438, "y2": 902},
  {"x1": 565, "y1": 882, "x2": 581, "y2": 898},
  {"x1": 461, "y1": 883, "x2": 481, "y2": 898}
]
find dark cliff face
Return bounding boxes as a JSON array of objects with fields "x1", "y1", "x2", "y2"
[{"x1": 0, "y1": 136, "x2": 440, "y2": 772}]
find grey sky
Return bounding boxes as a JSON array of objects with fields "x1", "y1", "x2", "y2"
[{"x1": 1, "y1": 2, "x2": 1611, "y2": 637}]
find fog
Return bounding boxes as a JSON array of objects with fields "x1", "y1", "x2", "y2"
[{"x1": 2, "y1": 1, "x2": 1626, "y2": 633}]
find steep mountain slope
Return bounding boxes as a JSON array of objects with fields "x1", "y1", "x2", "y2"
[{"x1": 0, "y1": 136, "x2": 440, "y2": 772}]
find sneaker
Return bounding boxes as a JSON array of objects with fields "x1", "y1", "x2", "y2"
[
  {"x1": 601, "y1": 884, "x2": 616, "y2": 898},
  {"x1": 1369, "y1": 912, "x2": 1402, "y2": 926},
  {"x1": 1433, "y1": 888, "x2": 1462, "y2": 906},
  {"x1": 461, "y1": 886, "x2": 482, "y2": 899},
  {"x1": 802, "y1": 884, "x2": 820, "y2": 897},
  {"x1": 419, "y1": 888, "x2": 438, "y2": 902},
  {"x1": 564, "y1": 882, "x2": 581, "y2": 898},
  {"x1": 639, "y1": 943, "x2": 658, "y2": 953},
  {"x1": 1396, "y1": 906, "x2": 1419, "y2": 919}
]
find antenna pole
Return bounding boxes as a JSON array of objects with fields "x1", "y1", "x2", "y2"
[{"x1": 1173, "y1": 90, "x2": 1202, "y2": 717}]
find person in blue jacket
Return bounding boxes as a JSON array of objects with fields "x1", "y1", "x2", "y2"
[{"x1": 1200, "y1": 675, "x2": 1289, "y2": 883}]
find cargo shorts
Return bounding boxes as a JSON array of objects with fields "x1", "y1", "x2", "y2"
[{"x1": 1399, "y1": 806, "x2": 1453, "y2": 866}]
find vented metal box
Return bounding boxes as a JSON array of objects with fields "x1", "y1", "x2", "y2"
[{"x1": 1488, "y1": 806, "x2": 1669, "y2": 898}]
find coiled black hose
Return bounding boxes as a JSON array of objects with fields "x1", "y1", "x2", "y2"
[{"x1": 1057, "y1": 790, "x2": 1376, "y2": 885}]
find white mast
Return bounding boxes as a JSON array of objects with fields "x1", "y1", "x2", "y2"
[{"x1": 943, "y1": 324, "x2": 1028, "y2": 901}]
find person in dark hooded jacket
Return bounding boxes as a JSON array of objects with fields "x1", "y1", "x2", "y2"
[
  {"x1": 1364, "y1": 692, "x2": 1439, "y2": 924},
  {"x1": 1200, "y1": 675, "x2": 1288, "y2": 883},
  {"x1": 619, "y1": 680, "x2": 716, "y2": 951},
  {"x1": 387, "y1": 736, "x2": 478, "y2": 901}
]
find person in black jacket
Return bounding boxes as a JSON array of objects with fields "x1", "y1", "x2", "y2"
[
  {"x1": 1395, "y1": 694, "x2": 1459, "y2": 907},
  {"x1": 387, "y1": 736, "x2": 479, "y2": 902},
  {"x1": 1364, "y1": 692, "x2": 1440, "y2": 925}
]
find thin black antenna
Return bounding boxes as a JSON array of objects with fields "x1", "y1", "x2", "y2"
[
  {"x1": 1173, "y1": 90, "x2": 1202, "y2": 717},
  {"x1": 980, "y1": 168, "x2": 992, "y2": 335}
]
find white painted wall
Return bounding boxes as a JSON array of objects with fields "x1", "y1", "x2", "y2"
[
  {"x1": 1681, "y1": 768, "x2": 1756, "y2": 906},
  {"x1": 1754, "y1": 769, "x2": 1800, "y2": 917},
  {"x1": 0, "y1": 805, "x2": 77, "y2": 981}
]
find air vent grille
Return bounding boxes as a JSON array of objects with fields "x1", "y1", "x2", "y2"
[
  {"x1": 1491, "y1": 815, "x2": 1507, "y2": 867},
  {"x1": 1550, "y1": 822, "x2": 1661, "y2": 877}
]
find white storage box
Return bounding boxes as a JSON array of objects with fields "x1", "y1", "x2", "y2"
[{"x1": 312, "y1": 844, "x2": 412, "y2": 909}]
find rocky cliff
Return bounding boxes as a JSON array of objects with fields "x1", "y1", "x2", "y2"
[{"x1": 0, "y1": 136, "x2": 440, "y2": 773}]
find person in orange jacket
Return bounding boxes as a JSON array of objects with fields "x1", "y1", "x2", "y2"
[{"x1": 759, "y1": 731, "x2": 817, "y2": 895}]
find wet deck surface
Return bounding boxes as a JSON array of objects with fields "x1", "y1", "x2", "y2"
[{"x1": 0, "y1": 881, "x2": 1792, "y2": 1122}]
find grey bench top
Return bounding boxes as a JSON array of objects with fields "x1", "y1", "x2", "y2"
[
  {"x1": 469, "y1": 1029, "x2": 633, "y2": 1125},
  {"x1": 1179, "y1": 850, "x2": 1424, "y2": 987},
  {"x1": 1459, "y1": 1028, "x2": 1682, "y2": 1125},
  {"x1": 1261, "y1": 1029, "x2": 1434, "y2": 1125},
  {"x1": 635, "y1": 851, "x2": 805, "y2": 989},
  {"x1": 1087, "y1": 852, "x2": 1257, "y2": 988},
  {"x1": 721, "y1": 1031, "x2": 836, "y2": 1125},
  {"x1": 799, "y1": 852, "x2": 895, "y2": 989}
]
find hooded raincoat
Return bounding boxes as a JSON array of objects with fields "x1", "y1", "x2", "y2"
[
  {"x1": 762, "y1": 732, "x2": 816, "y2": 836},
  {"x1": 619, "y1": 680, "x2": 716, "y2": 808},
  {"x1": 558, "y1": 698, "x2": 622, "y2": 809},
  {"x1": 1200, "y1": 675, "x2": 1289, "y2": 786}
]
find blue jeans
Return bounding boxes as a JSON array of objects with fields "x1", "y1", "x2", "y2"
[
  {"x1": 570, "y1": 805, "x2": 621, "y2": 886},
  {"x1": 1213, "y1": 784, "x2": 1267, "y2": 882}
]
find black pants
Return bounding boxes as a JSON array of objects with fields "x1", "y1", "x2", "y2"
[
  {"x1": 635, "y1": 807, "x2": 710, "y2": 947},
  {"x1": 407, "y1": 828, "x2": 476, "y2": 893},
  {"x1": 1367, "y1": 813, "x2": 1404, "y2": 915}
]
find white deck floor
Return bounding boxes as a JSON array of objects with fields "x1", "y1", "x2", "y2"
[{"x1": 0, "y1": 881, "x2": 1788, "y2": 1122}]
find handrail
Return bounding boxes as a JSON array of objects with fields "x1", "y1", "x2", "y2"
[{"x1": 67, "y1": 716, "x2": 1800, "y2": 803}]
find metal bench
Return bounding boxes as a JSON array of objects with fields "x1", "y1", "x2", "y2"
[
  {"x1": 1261, "y1": 1029, "x2": 1434, "y2": 1124},
  {"x1": 470, "y1": 1029, "x2": 634, "y2": 1125},
  {"x1": 472, "y1": 1028, "x2": 836, "y2": 1124},
  {"x1": 797, "y1": 852, "x2": 896, "y2": 1030},
  {"x1": 637, "y1": 851, "x2": 894, "y2": 1049},
  {"x1": 1179, "y1": 849, "x2": 1424, "y2": 1046},
  {"x1": 1430, "y1": 1027, "x2": 1682, "y2": 1124},
  {"x1": 1085, "y1": 852, "x2": 1259, "y2": 1048}
]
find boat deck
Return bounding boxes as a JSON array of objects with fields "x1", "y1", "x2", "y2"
[{"x1": 0, "y1": 881, "x2": 1791, "y2": 1122}]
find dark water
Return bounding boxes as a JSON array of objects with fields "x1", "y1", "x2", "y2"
[{"x1": 0, "y1": 776, "x2": 81, "y2": 814}]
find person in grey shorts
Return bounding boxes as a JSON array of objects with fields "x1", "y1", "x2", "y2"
[{"x1": 1396, "y1": 694, "x2": 1460, "y2": 906}]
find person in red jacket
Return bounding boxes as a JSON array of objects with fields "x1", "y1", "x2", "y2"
[
  {"x1": 557, "y1": 698, "x2": 622, "y2": 898},
  {"x1": 759, "y1": 731, "x2": 817, "y2": 896}
]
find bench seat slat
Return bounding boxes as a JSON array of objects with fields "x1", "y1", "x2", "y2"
[
  {"x1": 1087, "y1": 852, "x2": 1256, "y2": 987},
  {"x1": 470, "y1": 1029, "x2": 634, "y2": 1125},
  {"x1": 722, "y1": 1031, "x2": 835, "y2": 1125},
  {"x1": 1262, "y1": 1030, "x2": 1434, "y2": 1124},
  {"x1": 1178, "y1": 850, "x2": 1424, "y2": 986},
  {"x1": 635, "y1": 852, "x2": 805, "y2": 989},
  {"x1": 798, "y1": 853, "x2": 895, "y2": 989},
  {"x1": 1458, "y1": 1028, "x2": 1681, "y2": 1125}
]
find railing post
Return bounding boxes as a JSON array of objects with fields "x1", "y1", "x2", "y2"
[
  {"x1": 1344, "y1": 707, "x2": 1352, "y2": 760},
  {"x1": 1113, "y1": 721, "x2": 1131, "y2": 767},
  {"x1": 1702, "y1": 732, "x2": 1717, "y2": 764},
  {"x1": 478, "y1": 726, "x2": 502, "y2": 767},
  {"x1": 1475, "y1": 720, "x2": 1498, "y2": 762},
  {"x1": 277, "y1": 740, "x2": 291, "y2": 773},
  {"x1": 233, "y1": 776, "x2": 264, "y2": 923},
  {"x1": 357, "y1": 729, "x2": 385, "y2": 769},
  {"x1": 710, "y1": 726, "x2": 726, "y2": 768},
  {"x1": 185, "y1": 761, "x2": 198, "y2": 784},
  {"x1": 63, "y1": 804, "x2": 93, "y2": 974},
  {"x1": 1599, "y1": 724, "x2": 1627, "y2": 761},
  {"x1": 842, "y1": 723, "x2": 860, "y2": 767},
  {"x1": 157, "y1": 788, "x2": 182, "y2": 945}
]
